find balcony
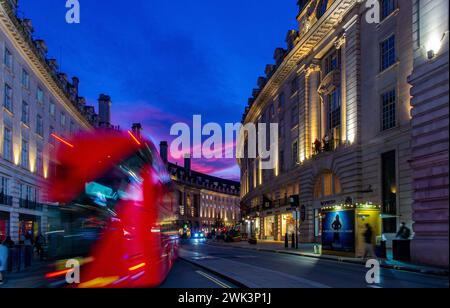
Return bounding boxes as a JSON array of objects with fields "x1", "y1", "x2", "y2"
[
  {"x1": 0, "y1": 193, "x2": 13, "y2": 206},
  {"x1": 312, "y1": 137, "x2": 342, "y2": 157},
  {"x1": 19, "y1": 199, "x2": 43, "y2": 211}
]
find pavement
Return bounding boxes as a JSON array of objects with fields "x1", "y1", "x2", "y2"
[
  {"x1": 0, "y1": 260, "x2": 50, "y2": 288},
  {"x1": 179, "y1": 242, "x2": 449, "y2": 288},
  {"x1": 204, "y1": 240, "x2": 449, "y2": 277}
]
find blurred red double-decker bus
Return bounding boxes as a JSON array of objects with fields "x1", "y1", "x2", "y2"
[{"x1": 44, "y1": 130, "x2": 179, "y2": 288}]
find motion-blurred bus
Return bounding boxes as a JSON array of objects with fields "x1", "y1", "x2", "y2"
[{"x1": 44, "y1": 131, "x2": 179, "y2": 288}]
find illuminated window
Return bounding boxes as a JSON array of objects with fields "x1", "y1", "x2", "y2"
[
  {"x1": 49, "y1": 100, "x2": 56, "y2": 117},
  {"x1": 313, "y1": 171, "x2": 342, "y2": 199},
  {"x1": 292, "y1": 140, "x2": 299, "y2": 166},
  {"x1": 36, "y1": 148, "x2": 44, "y2": 176}
]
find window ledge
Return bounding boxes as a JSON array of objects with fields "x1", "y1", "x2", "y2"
[
  {"x1": 377, "y1": 61, "x2": 400, "y2": 78},
  {"x1": 376, "y1": 8, "x2": 400, "y2": 30},
  {"x1": 3, "y1": 107, "x2": 14, "y2": 117}
]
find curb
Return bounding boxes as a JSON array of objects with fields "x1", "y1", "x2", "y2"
[
  {"x1": 179, "y1": 256, "x2": 249, "y2": 289},
  {"x1": 207, "y1": 242, "x2": 449, "y2": 278}
]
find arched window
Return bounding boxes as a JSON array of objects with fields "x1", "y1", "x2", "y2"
[
  {"x1": 313, "y1": 171, "x2": 342, "y2": 199},
  {"x1": 316, "y1": 0, "x2": 329, "y2": 20}
]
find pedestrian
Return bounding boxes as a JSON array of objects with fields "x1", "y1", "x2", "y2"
[
  {"x1": 396, "y1": 222, "x2": 411, "y2": 240},
  {"x1": 3, "y1": 236, "x2": 14, "y2": 273},
  {"x1": 323, "y1": 135, "x2": 330, "y2": 151},
  {"x1": 0, "y1": 240, "x2": 8, "y2": 285},
  {"x1": 24, "y1": 232, "x2": 33, "y2": 268},
  {"x1": 35, "y1": 233, "x2": 46, "y2": 261},
  {"x1": 363, "y1": 224, "x2": 375, "y2": 259},
  {"x1": 314, "y1": 138, "x2": 321, "y2": 154}
]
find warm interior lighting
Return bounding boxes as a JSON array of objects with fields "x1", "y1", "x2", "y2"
[
  {"x1": 127, "y1": 130, "x2": 141, "y2": 145},
  {"x1": 51, "y1": 134, "x2": 74, "y2": 148}
]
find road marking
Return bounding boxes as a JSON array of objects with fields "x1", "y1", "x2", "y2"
[
  {"x1": 196, "y1": 270, "x2": 231, "y2": 289},
  {"x1": 367, "y1": 285, "x2": 383, "y2": 288}
]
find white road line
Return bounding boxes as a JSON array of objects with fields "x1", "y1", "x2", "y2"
[
  {"x1": 367, "y1": 285, "x2": 383, "y2": 288},
  {"x1": 196, "y1": 270, "x2": 231, "y2": 289}
]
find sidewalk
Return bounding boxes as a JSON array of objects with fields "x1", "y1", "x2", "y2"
[
  {"x1": 0, "y1": 260, "x2": 50, "y2": 288},
  {"x1": 207, "y1": 240, "x2": 449, "y2": 277}
]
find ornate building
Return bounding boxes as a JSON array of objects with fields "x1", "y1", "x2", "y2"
[
  {"x1": 239, "y1": 0, "x2": 415, "y2": 248},
  {"x1": 159, "y1": 142, "x2": 241, "y2": 234},
  {"x1": 0, "y1": 0, "x2": 116, "y2": 242}
]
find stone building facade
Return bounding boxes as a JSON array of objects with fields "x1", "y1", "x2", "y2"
[
  {"x1": 239, "y1": 0, "x2": 415, "y2": 247},
  {"x1": 408, "y1": 0, "x2": 449, "y2": 268},
  {"x1": 0, "y1": 0, "x2": 114, "y2": 242}
]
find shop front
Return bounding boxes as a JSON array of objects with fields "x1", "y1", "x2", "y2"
[
  {"x1": 281, "y1": 213, "x2": 296, "y2": 239},
  {"x1": 0, "y1": 211, "x2": 9, "y2": 242},
  {"x1": 19, "y1": 214, "x2": 41, "y2": 242},
  {"x1": 263, "y1": 215, "x2": 275, "y2": 240}
]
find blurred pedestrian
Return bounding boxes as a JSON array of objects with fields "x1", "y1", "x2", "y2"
[
  {"x1": 314, "y1": 138, "x2": 321, "y2": 154},
  {"x1": 24, "y1": 232, "x2": 33, "y2": 268},
  {"x1": 0, "y1": 240, "x2": 8, "y2": 285},
  {"x1": 396, "y1": 222, "x2": 411, "y2": 240},
  {"x1": 3, "y1": 236, "x2": 14, "y2": 273},
  {"x1": 35, "y1": 233, "x2": 46, "y2": 261},
  {"x1": 363, "y1": 224, "x2": 375, "y2": 259}
]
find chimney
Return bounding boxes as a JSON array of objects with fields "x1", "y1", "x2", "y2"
[
  {"x1": 184, "y1": 154, "x2": 191, "y2": 172},
  {"x1": 72, "y1": 77, "x2": 79, "y2": 94},
  {"x1": 98, "y1": 94, "x2": 112, "y2": 125},
  {"x1": 160, "y1": 141, "x2": 168, "y2": 164},
  {"x1": 132, "y1": 123, "x2": 142, "y2": 139}
]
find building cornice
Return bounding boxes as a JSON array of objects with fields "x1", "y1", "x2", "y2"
[
  {"x1": 244, "y1": 0, "x2": 357, "y2": 125},
  {"x1": 0, "y1": 3, "x2": 92, "y2": 129}
]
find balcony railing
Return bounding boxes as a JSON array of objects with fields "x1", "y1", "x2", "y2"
[
  {"x1": 0, "y1": 193, "x2": 13, "y2": 206},
  {"x1": 312, "y1": 138, "x2": 341, "y2": 156},
  {"x1": 19, "y1": 199, "x2": 43, "y2": 211}
]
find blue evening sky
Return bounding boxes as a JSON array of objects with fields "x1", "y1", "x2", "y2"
[{"x1": 19, "y1": 0, "x2": 298, "y2": 180}]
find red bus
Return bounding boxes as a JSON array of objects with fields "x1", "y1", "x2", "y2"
[{"x1": 45, "y1": 131, "x2": 179, "y2": 288}]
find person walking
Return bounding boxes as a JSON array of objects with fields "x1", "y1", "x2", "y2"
[
  {"x1": 24, "y1": 232, "x2": 33, "y2": 268},
  {"x1": 0, "y1": 240, "x2": 8, "y2": 285},
  {"x1": 35, "y1": 233, "x2": 46, "y2": 261},
  {"x1": 3, "y1": 236, "x2": 14, "y2": 273},
  {"x1": 363, "y1": 224, "x2": 376, "y2": 259}
]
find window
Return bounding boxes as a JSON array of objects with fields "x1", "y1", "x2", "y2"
[
  {"x1": 36, "y1": 148, "x2": 44, "y2": 176},
  {"x1": 21, "y1": 140, "x2": 29, "y2": 168},
  {"x1": 4, "y1": 48, "x2": 12, "y2": 68},
  {"x1": 36, "y1": 114, "x2": 44, "y2": 137},
  {"x1": 313, "y1": 171, "x2": 342, "y2": 199},
  {"x1": 381, "y1": 89, "x2": 396, "y2": 130},
  {"x1": 291, "y1": 104, "x2": 299, "y2": 128},
  {"x1": 3, "y1": 127, "x2": 12, "y2": 161},
  {"x1": 4, "y1": 83, "x2": 13, "y2": 112},
  {"x1": 291, "y1": 77, "x2": 298, "y2": 95},
  {"x1": 327, "y1": 88, "x2": 341, "y2": 130},
  {"x1": 382, "y1": 151, "x2": 397, "y2": 233},
  {"x1": 22, "y1": 69, "x2": 30, "y2": 89},
  {"x1": 22, "y1": 101, "x2": 29, "y2": 125},
  {"x1": 49, "y1": 126, "x2": 55, "y2": 146},
  {"x1": 380, "y1": 35, "x2": 396, "y2": 71},
  {"x1": 381, "y1": 0, "x2": 396, "y2": 20},
  {"x1": 61, "y1": 112, "x2": 66, "y2": 127},
  {"x1": 316, "y1": 0, "x2": 328, "y2": 19},
  {"x1": 324, "y1": 51, "x2": 340, "y2": 75},
  {"x1": 37, "y1": 87, "x2": 44, "y2": 104},
  {"x1": 278, "y1": 92, "x2": 285, "y2": 109},
  {"x1": 49, "y1": 100, "x2": 56, "y2": 117},
  {"x1": 292, "y1": 140, "x2": 299, "y2": 166}
]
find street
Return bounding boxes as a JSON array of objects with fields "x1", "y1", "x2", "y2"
[{"x1": 171, "y1": 242, "x2": 449, "y2": 289}]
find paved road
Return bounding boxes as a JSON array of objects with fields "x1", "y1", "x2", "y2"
[
  {"x1": 160, "y1": 259, "x2": 237, "y2": 288},
  {"x1": 178, "y1": 242, "x2": 449, "y2": 288}
]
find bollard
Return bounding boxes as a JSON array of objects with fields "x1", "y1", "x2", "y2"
[
  {"x1": 285, "y1": 233, "x2": 289, "y2": 248},
  {"x1": 291, "y1": 233, "x2": 295, "y2": 249}
]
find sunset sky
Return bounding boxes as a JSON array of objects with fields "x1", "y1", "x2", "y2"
[{"x1": 20, "y1": 0, "x2": 298, "y2": 180}]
